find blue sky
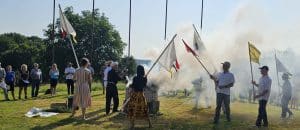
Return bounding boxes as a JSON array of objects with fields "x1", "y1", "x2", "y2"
[{"x1": 1, "y1": 0, "x2": 300, "y2": 58}]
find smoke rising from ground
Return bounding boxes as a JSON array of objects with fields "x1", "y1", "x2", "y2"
[{"x1": 142, "y1": 1, "x2": 300, "y2": 103}]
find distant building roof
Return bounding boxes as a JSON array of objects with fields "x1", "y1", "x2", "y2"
[{"x1": 135, "y1": 59, "x2": 152, "y2": 66}]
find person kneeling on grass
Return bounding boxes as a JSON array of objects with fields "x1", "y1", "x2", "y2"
[
  {"x1": 70, "y1": 58, "x2": 92, "y2": 120},
  {"x1": 127, "y1": 65, "x2": 152, "y2": 129}
]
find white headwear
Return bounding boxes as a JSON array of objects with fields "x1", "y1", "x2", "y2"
[{"x1": 110, "y1": 62, "x2": 119, "y2": 67}]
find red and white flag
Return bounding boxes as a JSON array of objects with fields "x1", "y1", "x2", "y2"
[
  {"x1": 158, "y1": 37, "x2": 180, "y2": 74},
  {"x1": 59, "y1": 5, "x2": 77, "y2": 43},
  {"x1": 182, "y1": 39, "x2": 197, "y2": 56}
]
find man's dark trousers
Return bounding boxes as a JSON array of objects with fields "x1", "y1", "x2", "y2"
[
  {"x1": 214, "y1": 93, "x2": 230, "y2": 122},
  {"x1": 105, "y1": 83, "x2": 119, "y2": 114}
]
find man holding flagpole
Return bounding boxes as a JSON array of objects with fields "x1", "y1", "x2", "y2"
[
  {"x1": 210, "y1": 61, "x2": 235, "y2": 124},
  {"x1": 252, "y1": 66, "x2": 272, "y2": 127}
]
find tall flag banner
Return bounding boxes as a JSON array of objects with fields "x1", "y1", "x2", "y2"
[
  {"x1": 182, "y1": 39, "x2": 198, "y2": 56},
  {"x1": 275, "y1": 57, "x2": 289, "y2": 73},
  {"x1": 192, "y1": 24, "x2": 217, "y2": 72},
  {"x1": 158, "y1": 38, "x2": 180, "y2": 75},
  {"x1": 193, "y1": 28, "x2": 206, "y2": 54},
  {"x1": 248, "y1": 41, "x2": 261, "y2": 100},
  {"x1": 145, "y1": 34, "x2": 177, "y2": 76},
  {"x1": 59, "y1": 5, "x2": 77, "y2": 43},
  {"x1": 248, "y1": 42, "x2": 261, "y2": 64}
]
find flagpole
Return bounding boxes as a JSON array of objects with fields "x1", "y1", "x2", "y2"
[
  {"x1": 248, "y1": 42, "x2": 255, "y2": 101},
  {"x1": 69, "y1": 37, "x2": 80, "y2": 68},
  {"x1": 200, "y1": 0, "x2": 204, "y2": 30},
  {"x1": 91, "y1": 0, "x2": 95, "y2": 62},
  {"x1": 164, "y1": 0, "x2": 168, "y2": 40},
  {"x1": 194, "y1": 54, "x2": 211, "y2": 75},
  {"x1": 274, "y1": 50, "x2": 281, "y2": 96},
  {"x1": 145, "y1": 34, "x2": 177, "y2": 76},
  {"x1": 128, "y1": 0, "x2": 132, "y2": 56},
  {"x1": 52, "y1": 0, "x2": 56, "y2": 63}
]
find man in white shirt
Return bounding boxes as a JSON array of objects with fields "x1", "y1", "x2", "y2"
[
  {"x1": 103, "y1": 61, "x2": 112, "y2": 94},
  {"x1": 210, "y1": 61, "x2": 235, "y2": 124},
  {"x1": 252, "y1": 66, "x2": 272, "y2": 127},
  {"x1": 64, "y1": 62, "x2": 75, "y2": 95}
]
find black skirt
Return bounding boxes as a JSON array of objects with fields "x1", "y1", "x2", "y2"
[{"x1": 50, "y1": 79, "x2": 58, "y2": 86}]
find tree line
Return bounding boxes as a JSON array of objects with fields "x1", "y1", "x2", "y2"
[{"x1": 0, "y1": 7, "x2": 136, "y2": 82}]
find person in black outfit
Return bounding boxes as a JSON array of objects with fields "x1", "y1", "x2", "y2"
[
  {"x1": 106, "y1": 62, "x2": 122, "y2": 115},
  {"x1": 127, "y1": 65, "x2": 152, "y2": 129},
  {"x1": 19, "y1": 64, "x2": 29, "y2": 99}
]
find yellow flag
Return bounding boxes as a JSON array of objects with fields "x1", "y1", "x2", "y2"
[{"x1": 248, "y1": 42, "x2": 261, "y2": 64}]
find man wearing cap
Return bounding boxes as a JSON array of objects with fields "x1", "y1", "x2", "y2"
[
  {"x1": 252, "y1": 66, "x2": 272, "y2": 127},
  {"x1": 210, "y1": 61, "x2": 235, "y2": 124},
  {"x1": 0, "y1": 62, "x2": 9, "y2": 100},
  {"x1": 280, "y1": 73, "x2": 293, "y2": 119},
  {"x1": 106, "y1": 62, "x2": 122, "y2": 115}
]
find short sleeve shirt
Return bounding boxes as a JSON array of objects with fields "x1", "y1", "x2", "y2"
[
  {"x1": 216, "y1": 72, "x2": 235, "y2": 95},
  {"x1": 258, "y1": 75, "x2": 272, "y2": 101}
]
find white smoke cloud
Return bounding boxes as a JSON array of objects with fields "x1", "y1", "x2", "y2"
[{"x1": 143, "y1": 0, "x2": 300, "y2": 104}]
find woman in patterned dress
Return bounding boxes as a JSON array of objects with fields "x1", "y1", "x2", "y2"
[
  {"x1": 127, "y1": 65, "x2": 152, "y2": 128},
  {"x1": 70, "y1": 58, "x2": 92, "y2": 120}
]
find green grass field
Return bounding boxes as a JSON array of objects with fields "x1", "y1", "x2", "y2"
[{"x1": 1, "y1": 83, "x2": 300, "y2": 130}]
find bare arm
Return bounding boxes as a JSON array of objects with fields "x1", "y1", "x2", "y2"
[
  {"x1": 252, "y1": 81, "x2": 259, "y2": 87},
  {"x1": 88, "y1": 72, "x2": 92, "y2": 85}
]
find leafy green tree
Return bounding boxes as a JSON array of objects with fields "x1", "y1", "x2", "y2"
[
  {"x1": 119, "y1": 56, "x2": 137, "y2": 77},
  {"x1": 0, "y1": 33, "x2": 46, "y2": 72},
  {"x1": 43, "y1": 7, "x2": 126, "y2": 80}
]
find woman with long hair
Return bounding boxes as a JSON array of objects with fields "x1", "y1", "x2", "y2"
[{"x1": 127, "y1": 65, "x2": 152, "y2": 129}]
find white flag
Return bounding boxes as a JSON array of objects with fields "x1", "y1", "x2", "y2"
[
  {"x1": 193, "y1": 28, "x2": 206, "y2": 54},
  {"x1": 192, "y1": 25, "x2": 217, "y2": 72},
  {"x1": 59, "y1": 5, "x2": 77, "y2": 43},
  {"x1": 158, "y1": 37, "x2": 180, "y2": 74},
  {"x1": 275, "y1": 57, "x2": 289, "y2": 73}
]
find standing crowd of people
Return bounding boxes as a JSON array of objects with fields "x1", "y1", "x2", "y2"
[
  {"x1": 0, "y1": 62, "x2": 77, "y2": 100},
  {"x1": 0, "y1": 58, "x2": 297, "y2": 128}
]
